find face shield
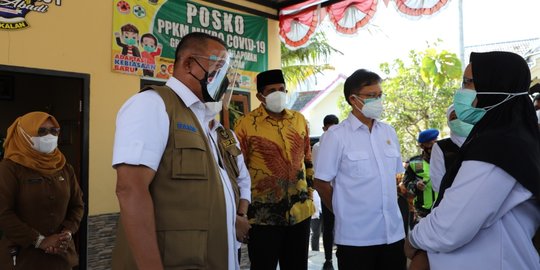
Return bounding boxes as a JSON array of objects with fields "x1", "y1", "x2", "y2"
[
  {"x1": 192, "y1": 52, "x2": 231, "y2": 102},
  {"x1": 220, "y1": 65, "x2": 242, "y2": 113}
]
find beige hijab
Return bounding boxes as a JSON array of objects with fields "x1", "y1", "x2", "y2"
[{"x1": 3, "y1": 112, "x2": 66, "y2": 174}]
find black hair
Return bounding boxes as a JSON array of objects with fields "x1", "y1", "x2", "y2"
[
  {"x1": 343, "y1": 69, "x2": 382, "y2": 105},
  {"x1": 120, "y1": 23, "x2": 139, "y2": 34},
  {"x1": 173, "y1": 32, "x2": 227, "y2": 66},
  {"x1": 533, "y1": 94, "x2": 540, "y2": 102},
  {"x1": 323, "y1": 114, "x2": 339, "y2": 126},
  {"x1": 141, "y1": 33, "x2": 157, "y2": 45}
]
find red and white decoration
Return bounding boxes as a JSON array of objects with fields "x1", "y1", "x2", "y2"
[{"x1": 279, "y1": 0, "x2": 448, "y2": 49}]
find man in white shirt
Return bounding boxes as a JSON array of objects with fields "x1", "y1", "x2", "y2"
[
  {"x1": 111, "y1": 32, "x2": 250, "y2": 270},
  {"x1": 314, "y1": 69, "x2": 406, "y2": 270}
]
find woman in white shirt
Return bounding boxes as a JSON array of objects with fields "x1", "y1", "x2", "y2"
[
  {"x1": 429, "y1": 105, "x2": 473, "y2": 193},
  {"x1": 405, "y1": 51, "x2": 540, "y2": 270}
]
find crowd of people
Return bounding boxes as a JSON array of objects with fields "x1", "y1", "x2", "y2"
[{"x1": 1, "y1": 32, "x2": 539, "y2": 270}]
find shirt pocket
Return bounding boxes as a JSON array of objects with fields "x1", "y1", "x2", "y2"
[
  {"x1": 384, "y1": 147, "x2": 400, "y2": 171},
  {"x1": 343, "y1": 151, "x2": 369, "y2": 176},
  {"x1": 172, "y1": 132, "x2": 208, "y2": 180}
]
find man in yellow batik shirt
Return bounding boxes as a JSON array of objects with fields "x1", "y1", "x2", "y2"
[{"x1": 235, "y1": 69, "x2": 315, "y2": 270}]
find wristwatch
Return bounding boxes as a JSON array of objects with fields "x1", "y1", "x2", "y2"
[
  {"x1": 237, "y1": 212, "x2": 247, "y2": 218},
  {"x1": 34, "y1": 234, "x2": 45, "y2": 248}
]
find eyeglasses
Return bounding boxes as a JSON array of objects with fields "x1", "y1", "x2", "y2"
[
  {"x1": 462, "y1": 76, "x2": 474, "y2": 88},
  {"x1": 38, "y1": 127, "x2": 60, "y2": 136},
  {"x1": 357, "y1": 92, "x2": 384, "y2": 99}
]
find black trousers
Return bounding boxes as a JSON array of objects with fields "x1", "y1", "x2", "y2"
[
  {"x1": 311, "y1": 217, "x2": 322, "y2": 251},
  {"x1": 248, "y1": 218, "x2": 311, "y2": 270},
  {"x1": 321, "y1": 203, "x2": 335, "y2": 261},
  {"x1": 336, "y1": 239, "x2": 406, "y2": 270}
]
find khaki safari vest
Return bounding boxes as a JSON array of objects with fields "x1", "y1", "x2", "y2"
[{"x1": 112, "y1": 85, "x2": 230, "y2": 270}]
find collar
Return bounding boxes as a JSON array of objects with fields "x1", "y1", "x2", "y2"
[
  {"x1": 256, "y1": 104, "x2": 294, "y2": 121},
  {"x1": 165, "y1": 76, "x2": 203, "y2": 109},
  {"x1": 347, "y1": 112, "x2": 378, "y2": 131}
]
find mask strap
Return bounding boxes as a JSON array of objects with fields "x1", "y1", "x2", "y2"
[
  {"x1": 189, "y1": 57, "x2": 209, "y2": 82},
  {"x1": 351, "y1": 95, "x2": 365, "y2": 105},
  {"x1": 17, "y1": 125, "x2": 34, "y2": 147},
  {"x1": 481, "y1": 92, "x2": 528, "y2": 111}
]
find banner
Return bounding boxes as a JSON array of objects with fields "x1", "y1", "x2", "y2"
[
  {"x1": 0, "y1": 0, "x2": 63, "y2": 30},
  {"x1": 112, "y1": 0, "x2": 268, "y2": 91}
]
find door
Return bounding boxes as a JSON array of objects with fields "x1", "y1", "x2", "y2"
[{"x1": 0, "y1": 65, "x2": 89, "y2": 270}]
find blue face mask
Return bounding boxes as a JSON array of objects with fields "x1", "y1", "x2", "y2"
[
  {"x1": 448, "y1": 119, "x2": 473, "y2": 137},
  {"x1": 454, "y1": 88, "x2": 529, "y2": 125},
  {"x1": 453, "y1": 89, "x2": 486, "y2": 125}
]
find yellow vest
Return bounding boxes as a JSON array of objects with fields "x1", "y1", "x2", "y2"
[{"x1": 112, "y1": 85, "x2": 228, "y2": 270}]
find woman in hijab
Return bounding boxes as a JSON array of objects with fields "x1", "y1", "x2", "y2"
[
  {"x1": 0, "y1": 112, "x2": 84, "y2": 270},
  {"x1": 404, "y1": 51, "x2": 540, "y2": 269},
  {"x1": 429, "y1": 105, "x2": 474, "y2": 193}
]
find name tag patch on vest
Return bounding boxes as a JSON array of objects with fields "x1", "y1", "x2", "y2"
[
  {"x1": 221, "y1": 138, "x2": 236, "y2": 148},
  {"x1": 177, "y1": 122, "x2": 197, "y2": 133}
]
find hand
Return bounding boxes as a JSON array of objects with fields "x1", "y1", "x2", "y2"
[
  {"x1": 38, "y1": 234, "x2": 68, "y2": 254},
  {"x1": 59, "y1": 230, "x2": 72, "y2": 242},
  {"x1": 416, "y1": 180, "x2": 426, "y2": 191},
  {"x1": 404, "y1": 236, "x2": 418, "y2": 259},
  {"x1": 235, "y1": 215, "x2": 251, "y2": 243},
  {"x1": 114, "y1": 32, "x2": 120, "y2": 38},
  {"x1": 409, "y1": 250, "x2": 430, "y2": 270}
]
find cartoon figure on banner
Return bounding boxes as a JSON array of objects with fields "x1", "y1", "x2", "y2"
[
  {"x1": 140, "y1": 33, "x2": 162, "y2": 77},
  {"x1": 155, "y1": 64, "x2": 170, "y2": 79},
  {"x1": 114, "y1": 24, "x2": 141, "y2": 58}
]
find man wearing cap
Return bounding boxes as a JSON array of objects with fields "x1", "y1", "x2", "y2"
[
  {"x1": 234, "y1": 69, "x2": 315, "y2": 270},
  {"x1": 112, "y1": 32, "x2": 251, "y2": 270},
  {"x1": 403, "y1": 128, "x2": 439, "y2": 228}
]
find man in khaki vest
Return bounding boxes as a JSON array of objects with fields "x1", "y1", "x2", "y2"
[{"x1": 111, "y1": 32, "x2": 251, "y2": 270}]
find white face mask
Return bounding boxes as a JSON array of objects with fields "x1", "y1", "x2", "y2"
[
  {"x1": 352, "y1": 95, "x2": 384, "y2": 119},
  {"x1": 19, "y1": 126, "x2": 58, "y2": 154},
  {"x1": 205, "y1": 100, "x2": 223, "y2": 118},
  {"x1": 30, "y1": 134, "x2": 58, "y2": 154},
  {"x1": 263, "y1": 91, "x2": 287, "y2": 113}
]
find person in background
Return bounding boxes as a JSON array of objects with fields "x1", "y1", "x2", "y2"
[
  {"x1": 396, "y1": 161, "x2": 412, "y2": 236},
  {"x1": 0, "y1": 111, "x2": 84, "y2": 270},
  {"x1": 314, "y1": 69, "x2": 406, "y2": 270},
  {"x1": 429, "y1": 105, "x2": 473, "y2": 192},
  {"x1": 310, "y1": 188, "x2": 322, "y2": 251},
  {"x1": 312, "y1": 114, "x2": 339, "y2": 270},
  {"x1": 112, "y1": 32, "x2": 250, "y2": 270},
  {"x1": 235, "y1": 69, "x2": 314, "y2": 270},
  {"x1": 533, "y1": 94, "x2": 540, "y2": 128},
  {"x1": 403, "y1": 129, "x2": 439, "y2": 228},
  {"x1": 533, "y1": 94, "x2": 540, "y2": 111},
  {"x1": 405, "y1": 51, "x2": 540, "y2": 270}
]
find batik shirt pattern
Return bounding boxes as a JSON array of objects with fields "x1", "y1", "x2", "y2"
[{"x1": 235, "y1": 106, "x2": 315, "y2": 226}]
